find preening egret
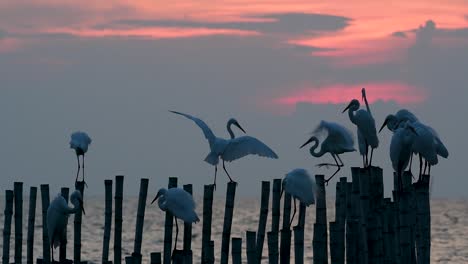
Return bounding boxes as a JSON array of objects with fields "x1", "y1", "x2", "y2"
[
  {"x1": 390, "y1": 123, "x2": 418, "y2": 191},
  {"x1": 300, "y1": 120, "x2": 355, "y2": 184},
  {"x1": 170, "y1": 111, "x2": 278, "y2": 188},
  {"x1": 151, "y1": 188, "x2": 199, "y2": 254},
  {"x1": 47, "y1": 190, "x2": 85, "y2": 262},
  {"x1": 70, "y1": 131, "x2": 92, "y2": 186},
  {"x1": 343, "y1": 88, "x2": 379, "y2": 167},
  {"x1": 281, "y1": 169, "x2": 316, "y2": 227}
]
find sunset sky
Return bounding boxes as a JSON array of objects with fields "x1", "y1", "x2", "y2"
[{"x1": 1, "y1": 0, "x2": 467, "y2": 197}]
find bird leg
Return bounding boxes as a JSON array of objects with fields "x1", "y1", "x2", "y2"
[
  {"x1": 82, "y1": 155, "x2": 88, "y2": 188},
  {"x1": 428, "y1": 164, "x2": 431, "y2": 176},
  {"x1": 369, "y1": 148, "x2": 374, "y2": 168},
  {"x1": 365, "y1": 142, "x2": 369, "y2": 168},
  {"x1": 423, "y1": 160, "x2": 428, "y2": 176},
  {"x1": 409, "y1": 154, "x2": 413, "y2": 174},
  {"x1": 324, "y1": 154, "x2": 342, "y2": 185},
  {"x1": 289, "y1": 198, "x2": 297, "y2": 228},
  {"x1": 212, "y1": 166, "x2": 218, "y2": 190},
  {"x1": 223, "y1": 160, "x2": 236, "y2": 184},
  {"x1": 51, "y1": 246, "x2": 54, "y2": 263},
  {"x1": 172, "y1": 218, "x2": 179, "y2": 259},
  {"x1": 419, "y1": 154, "x2": 423, "y2": 182},
  {"x1": 75, "y1": 155, "x2": 81, "y2": 184}
]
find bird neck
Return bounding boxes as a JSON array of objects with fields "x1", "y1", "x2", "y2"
[
  {"x1": 227, "y1": 121, "x2": 236, "y2": 139},
  {"x1": 347, "y1": 107, "x2": 357, "y2": 124},
  {"x1": 363, "y1": 93, "x2": 372, "y2": 115},
  {"x1": 309, "y1": 137, "x2": 325, "y2": 157}
]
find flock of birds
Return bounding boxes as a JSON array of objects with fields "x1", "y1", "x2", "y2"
[{"x1": 45, "y1": 88, "x2": 448, "y2": 260}]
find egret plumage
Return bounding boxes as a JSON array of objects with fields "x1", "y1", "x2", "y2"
[
  {"x1": 281, "y1": 168, "x2": 316, "y2": 226},
  {"x1": 300, "y1": 120, "x2": 355, "y2": 184},
  {"x1": 343, "y1": 88, "x2": 379, "y2": 167},
  {"x1": 151, "y1": 187, "x2": 199, "y2": 254},
  {"x1": 70, "y1": 131, "x2": 92, "y2": 185},
  {"x1": 170, "y1": 111, "x2": 278, "y2": 188},
  {"x1": 389, "y1": 123, "x2": 418, "y2": 190},
  {"x1": 47, "y1": 190, "x2": 85, "y2": 262}
]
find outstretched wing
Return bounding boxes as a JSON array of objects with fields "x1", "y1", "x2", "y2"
[
  {"x1": 170, "y1": 111, "x2": 216, "y2": 148},
  {"x1": 223, "y1": 136, "x2": 278, "y2": 162}
]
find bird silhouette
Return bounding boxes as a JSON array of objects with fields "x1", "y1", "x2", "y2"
[
  {"x1": 281, "y1": 168, "x2": 316, "y2": 227},
  {"x1": 151, "y1": 187, "x2": 199, "y2": 256},
  {"x1": 300, "y1": 120, "x2": 355, "y2": 185},
  {"x1": 47, "y1": 190, "x2": 85, "y2": 262},
  {"x1": 343, "y1": 88, "x2": 379, "y2": 168},
  {"x1": 70, "y1": 131, "x2": 92, "y2": 186},
  {"x1": 170, "y1": 111, "x2": 278, "y2": 188},
  {"x1": 389, "y1": 123, "x2": 418, "y2": 191}
]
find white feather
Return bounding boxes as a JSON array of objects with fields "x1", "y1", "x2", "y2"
[
  {"x1": 223, "y1": 136, "x2": 278, "y2": 162},
  {"x1": 283, "y1": 169, "x2": 316, "y2": 206},
  {"x1": 155, "y1": 188, "x2": 199, "y2": 223},
  {"x1": 70, "y1": 131, "x2": 92, "y2": 153}
]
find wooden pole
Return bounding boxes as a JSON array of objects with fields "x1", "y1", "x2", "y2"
[
  {"x1": 345, "y1": 181, "x2": 357, "y2": 264},
  {"x1": 267, "y1": 232, "x2": 279, "y2": 264},
  {"x1": 2, "y1": 190, "x2": 14, "y2": 264},
  {"x1": 335, "y1": 178, "x2": 346, "y2": 264},
  {"x1": 231, "y1": 237, "x2": 242, "y2": 264},
  {"x1": 40, "y1": 184, "x2": 51, "y2": 264},
  {"x1": 398, "y1": 171, "x2": 413, "y2": 264},
  {"x1": 102, "y1": 180, "x2": 113, "y2": 264},
  {"x1": 329, "y1": 222, "x2": 339, "y2": 264},
  {"x1": 382, "y1": 198, "x2": 395, "y2": 264},
  {"x1": 183, "y1": 184, "x2": 194, "y2": 254},
  {"x1": 14, "y1": 182, "x2": 23, "y2": 264},
  {"x1": 256, "y1": 181, "x2": 270, "y2": 263},
  {"x1": 163, "y1": 177, "x2": 178, "y2": 264},
  {"x1": 392, "y1": 190, "x2": 401, "y2": 263},
  {"x1": 150, "y1": 252, "x2": 162, "y2": 264},
  {"x1": 201, "y1": 185, "x2": 214, "y2": 263},
  {"x1": 313, "y1": 174, "x2": 328, "y2": 264},
  {"x1": 358, "y1": 168, "x2": 369, "y2": 264},
  {"x1": 26, "y1": 187, "x2": 37, "y2": 264},
  {"x1": 220, "y1": 182, "x2": 237, "y2": 264},
  {"x1": 415, "y1": 174, "x2": 431, "y2": 264},
  {"x1": 206, "y1": 241, "x2": 215, "y2": 264},
  {"x1": 59, "y1": 187, "x2": 69, "y2": 262},
  {"x1": 114, "y1": 175, "x2": 125, "y2": 264},
  {"x1": 293, "y1": 226, "x2": 304, "y2": 264},
  {"x1": 246, "y1": 231, "x2": 257, "y2": 264},
  {"x1": 74, "y1": 181, "x2": 85, "y2": 263},
  {"x1": 132, "y1": 178, "x2": 149, "y2": 264},
  {"x1": 280, "y1": 192, "x2": 292, "y2": 264},
  {"x1": 271, "y1": 179, "x2": 282, "y2": 233}
]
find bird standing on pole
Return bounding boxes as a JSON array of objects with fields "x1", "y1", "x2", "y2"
[{"x1": 70, "y1": 131, "x2": 92, "y2": 186}]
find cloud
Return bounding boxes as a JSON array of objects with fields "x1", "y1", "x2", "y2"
[{"x1": 392, "y1": 31, "x2": 407, "y2": 38}]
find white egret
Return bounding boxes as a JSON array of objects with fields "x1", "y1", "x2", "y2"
[
  {"x1": 151, "y1": 188, "x2": 199, "y2": 254},
  {"x1": 170, "y1": 111, "x2": 278, "y2": 188},
  {"x1": 47, "y1": 190, "x2": 85, "y2": 262},
  {"x1": 343, "y1": 88, "x2": 379, "y2": 167},
  {"x1": 70, "y1": 131, "x2": 92, "y2": 185},
  {"x1": 390, "y1": 123, "x2": 418, "y2": 190},
  {"x1": 300, "y1": 120, "x2": 355, "y2": 184},
  {"x1": 281, "y1": 169, "x2": 316, "y2": 227}
]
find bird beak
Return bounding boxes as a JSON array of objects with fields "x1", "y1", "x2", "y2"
[
  {"x1": 379, "y1": 118, "x2": 389, "y2": 133},
  {"x1": 300, "y1": 137, "x2": 313, "y2": 148},
  {"x1": 151, "y1": 193, "x2": 161, "y2": 204},
  {"x1": 78, "y1": 198, "x2": 85, "y2": 215},
  {"x1": 236, "y1": 122, "x2": 246, "y2": 134},
  {"x1": 361, "y1": 88, "x2": 366, "y2": 101},
  {"x1": 342, "y1": 102, "x2": 351, "y2": 113}
]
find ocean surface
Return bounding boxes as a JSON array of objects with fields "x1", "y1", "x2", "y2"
[{"x1": 0, "y1": 196, "x2": 467, "y2": 263}]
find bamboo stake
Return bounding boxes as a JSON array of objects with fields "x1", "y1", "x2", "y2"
[
  {"x1": 26, "y1": 187, "x2": 37, "y2": 264},
  {"x1": 74, "y1": 181, "x2": 85, "y2": 263},
  {"x1": 59, "y1": 187, "x2": 69, "y2": 262},
  {"x1": 201, "y1": 185, "x2": 214, "y2": 263},
  {"x1": 329, "y1": 222, "x2": 339, "y2": 264},
  {"x1": 415, "y1": 174, "x2": 431, "y2": 264},
  {"x1": 150, "y1": 252, "x2": 161, "y2": 264},
  {"x1": 392, "y1": 190, "x2": 401, "y2": 264},
  {"x1": 271, "y1": 179, "x2": 282, "y2": 233},
  {"x1": 206, "y1": 241, "x2": 215, "y2": 264},
  {"x1": 220, "y1": 182, "x2": 237, "y2": 264},
  {"x1": 345, "y1": 182, "x2": 358, "y2": 264},
  {"x1": 313, "y1": 174, "x2": 328, "y2": 264},
  {"x1": 256, "y1": 181, "x2": 270, "y2": 263},
  {"x1": 293, "y1": 226, "x2": 304, "y2": 264},
  {"x1": 3, "y1": 190, "x2": 14, "y2": 264},
  {"x1": 246, "y1": 231, "x2": 257, "y2": 264},
  {"x1": 350, "y1": 168, "x2": 361, "y2": 264},
  {"x1": 183, "y1": 184, "x2": 193, "y2": 253},
  {"x1": 132, "y1": 178, "x2": 149, "y2": 264},
  {"x1": 280, "y1": 192, "x2": 292, "y2": 264},
  {"x1": 335, "y1": 178, "x2": 347, "y2": 264},
  {"x1": 102, "y1": 180, "x2": 113, "y2": 264},
  {"x1": 14, "y1": 182, "x2": 23, "y2": 264},
  {"x1": 267, "y1": 232, "x2": 279, "y2": 264},
  {"x1": 358, "y1": 168, "x2": 369, "y2": 264},
  {"x1": 232, "y1": 237, "x2": 242, "y2": 264},
  {"x1": 40, "y1": 184, "x2": 50, "y2": 264},
  {"x1": 114, "y1": 175, "x2": 124, "y2": 264},
  {"x1": 163, "y1": 177, "x2": 178, "y2": 264}
]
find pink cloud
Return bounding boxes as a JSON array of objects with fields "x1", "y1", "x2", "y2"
[{"x1": 274, "y1": 82, "x2": 427, "y2": 106}]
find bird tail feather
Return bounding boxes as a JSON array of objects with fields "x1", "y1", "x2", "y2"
[{"x1": 204, "y1": 152, "x2": 219, "y2": 165}]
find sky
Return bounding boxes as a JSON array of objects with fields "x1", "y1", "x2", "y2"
[{"x1": 1, "y1": 0, "x2": 467, "y2": 198}]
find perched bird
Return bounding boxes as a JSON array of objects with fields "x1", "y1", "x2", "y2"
[
  {"x1": 70, "y1": 131, "x2": 92, "y2": 185},
  {"x1": 343, "y1": 88, "x2": 379, "y2": 167},
  {"x1": 170, "y1": 111, "x2": 278, "y2": 188},
  {"x1": 47, "y1": 190, "x2": 85, "y2": 262},
  {"x1": 281, "y1": 169, "x2": 316, "y2": 227},
  {"x1": 300, "y1": 120, "x2": 355, "y2": 184},
  {"x1": 380, "y1": 109, "x2": 419, "y2": 132},
  {"x1": 390, "y1": 123, "x2": 418, "y2": 191},
  {"x1": 151, "y1": 188, "x2": 199, "y2": 254}
]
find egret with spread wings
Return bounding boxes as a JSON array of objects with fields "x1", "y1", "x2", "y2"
[{"x1": 171, "y1": 111, "x2": 278, "y2": 188}]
